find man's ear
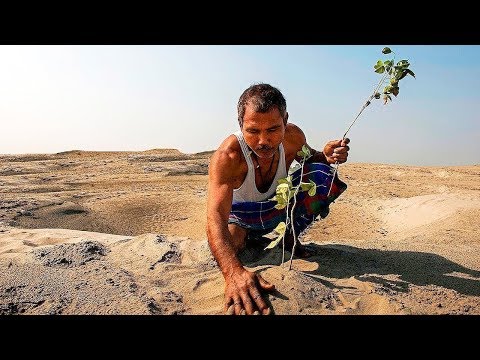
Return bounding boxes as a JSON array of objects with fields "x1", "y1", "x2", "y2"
[{"x1": 284, "y1": 112, "x2": 289, "y2": 125}]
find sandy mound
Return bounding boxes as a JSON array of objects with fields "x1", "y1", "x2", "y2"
[
  {"x1": 2, "y1": 226, "x2": 479, "y2": 315},
  {"x1": 0, "y1": 227, "x2": 398, "y2": 315},
  {"x1": 377, "y1": 193, "x2": 479, "y2": 234}
]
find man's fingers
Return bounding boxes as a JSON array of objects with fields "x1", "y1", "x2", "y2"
[
  {"x1": 330, "y1": 139, "x2": 343, "y2": 147},
  {"x1": 250, "y1": 290, "x2": 270, "y2": 315},
  {"x1": 224, "y1": 296, "x2": 233, "y2": 313},
  {"x1": 334, "y1": 146, "x2": 350, "y2": 154},
  {"x1": 329, "y1": 138, "x2": 350, "y2": 150},
  {"x1": 256, "y1": 274, "x2": 274, "y2": 315},
  {"x1": 263, "y1": 307, "x2": 272, "y2": 315},
  {"x1": 330, "y1": 138, "x2": 350, "y2": 164},
  {"x1": 240, "y1": 293, "x2": 255, "y2": 315},
  {"x1": 225, "y1": 301, "x2": 245, "y2": 315},
  {"x1": 232, "y1": 297, "x2": 243, "y2": 315},
  {"x1": 257, "y1": 274, "x2": 275, "y2": 292}
]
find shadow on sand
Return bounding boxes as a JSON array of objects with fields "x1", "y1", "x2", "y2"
[{"x1": 241, "y1": 240, "x2": 480, "y2": 297}]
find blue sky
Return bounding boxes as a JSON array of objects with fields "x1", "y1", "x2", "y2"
[{"x1": 1, "y1": 45, "x2": 479, "y2": 166}]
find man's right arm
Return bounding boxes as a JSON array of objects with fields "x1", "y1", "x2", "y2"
[
  {"x1": 206, "y1": 149, "x2": 244, "y2": 278},
  {"x1": 206, "y1": 147, "x2": 274, "y2": 315}
]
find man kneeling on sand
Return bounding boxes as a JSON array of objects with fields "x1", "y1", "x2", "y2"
[{"x1": 206, "y1": 83, "x2": 350, "y2": 315}]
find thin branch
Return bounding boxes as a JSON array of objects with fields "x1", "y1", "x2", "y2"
[
  {"x1": 288, "y1": 153, "x2": 308, "y2": 270},
  {"x1": 326, "y1": 71, "x2": 389, "y2": 198},
  {"x1": 281, "y1": 192, "x2": 292, "y2": 267}
]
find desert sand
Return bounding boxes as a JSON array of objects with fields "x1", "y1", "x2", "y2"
[{"x1": 1, "y1": 149, "x2": 479, "y2": 315}]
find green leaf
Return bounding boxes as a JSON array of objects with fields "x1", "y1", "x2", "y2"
[
  {"x1": 384, "y1": 60, "x2": 393, "y2": 67},
  {"x1": 405, "y1": 69, "x2": 416, "y2": 78},
  {"x1": 273, "y1": 221, "x2": 286, "y2": 235},
  {"x1": 375, "y1": 60, "x2": 384, "y2": 68},
  {"x1": 274, "y1": 195, "x2": 283, "y2": 204},
  {"x1": 276, "y1": 183, "x2": 289, "y2": 194},
  {"x1": 264, "y1": 233, "x2": 284, "y2": 250},
  {"x1": 300, "y1": 182, "x2": 312, "y2": 191},
  {"x1": 375, "y1": 66, "x2": 385, "y2": 74},
  {"x1": 397, "y1": 70, "x2": 408, "y2": 81},
  {"x1": 276, "y1": 193, "x2": 287, "y2": 205},
  {"x1": 382, "y1": 47, "x2": 392, "y2": 54},
  {"x1": 390, "y1": 77, "x2": 398, "y2": 85},
  {"x1": 277, "y1": 175, "x2": 292, "y2": 186},
  {"x1": 297, "y1": 150, "x2": 305, "y2": 157},
  {"x1": 264, "y1": 222, "x2": 288, "y2": 250},
  {"x1": 301, "y1": 145, "x2": 311, "y2": 157},
  {"x1": 308, "y1": 184, "x2": 316, "y2": 196},
  {"x1": 274, "y1": 203, "x2": 286, "y2": 210}
]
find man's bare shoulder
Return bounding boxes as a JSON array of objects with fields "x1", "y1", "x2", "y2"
[
  {"x1": 210, "y1": 135, "x2": 244, "y2": 171},
  {"x1": 285, "y1": 123, "x2": 307, "y2": 147}
]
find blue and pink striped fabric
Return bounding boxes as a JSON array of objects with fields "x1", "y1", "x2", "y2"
[{"x1": 228, "y1": 162, "x2": 347, "y2": 237}]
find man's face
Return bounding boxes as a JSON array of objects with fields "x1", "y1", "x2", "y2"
[{"x1": 241, "y1": 104, "x2": 286, "y2": 159}]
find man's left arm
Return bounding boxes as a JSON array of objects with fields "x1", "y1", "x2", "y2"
[
  {"x1": 287, "y1": 123, "x2": 350, "y2": 165},
  {"x1": 304, "y1": 146, "x2": 329, "y2": 164}
]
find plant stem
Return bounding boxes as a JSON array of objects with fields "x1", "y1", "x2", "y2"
[
  {"x1": 281, "y1": 193, "x2": 291, "y2": 267},
  {"x1": 288, "y1": 154, "x2": 307, "y2": 270},
  {"x1": 326, "y1": 72, "x2": 389, "y2": 198}
]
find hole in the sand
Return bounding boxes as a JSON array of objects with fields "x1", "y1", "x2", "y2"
[{"x1": 61, "y1": 209, "x2": 87, "y2": 215}]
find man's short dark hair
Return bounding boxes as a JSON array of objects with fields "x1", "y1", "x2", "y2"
[{"x1": 237, "y1": 83, "x2": 287, "y2": 128}]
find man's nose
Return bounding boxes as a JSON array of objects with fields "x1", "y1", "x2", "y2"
[{"x1": 258, "y1": 132, "x2": 270, "y2": 146}]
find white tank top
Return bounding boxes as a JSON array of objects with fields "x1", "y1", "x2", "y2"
[{"x1": 232, "y1": 130, "x2": 287, "y2": 202}]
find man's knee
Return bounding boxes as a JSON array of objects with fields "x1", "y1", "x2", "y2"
[{"x1": 228, "y1": 223, "x2": 248, "y2": 253}]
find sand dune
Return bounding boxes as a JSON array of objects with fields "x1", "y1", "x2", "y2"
[
  {"x1": 378, "y1": 193, "x2": 478, "y2": 233},
  {"x1": 1, "y1": 151, "x2": 479, "y2": 315}
]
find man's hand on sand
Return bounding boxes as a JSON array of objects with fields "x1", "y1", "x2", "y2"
[
  {"x1": 224, "y1": 268, "x2": 275, "y2": 315},
  {"x1": 323, "y1": 138, "x2": 350, "y2": 164}
]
